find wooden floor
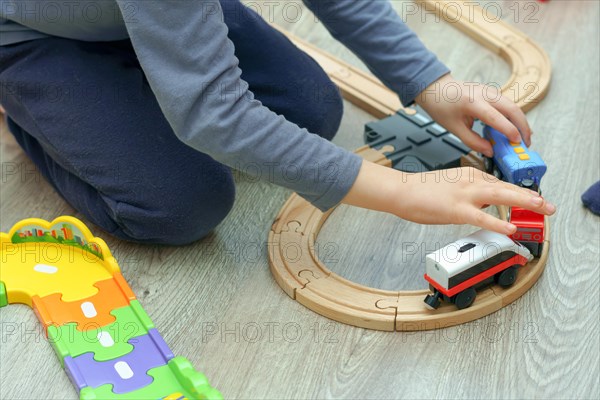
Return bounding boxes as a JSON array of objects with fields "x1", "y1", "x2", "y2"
[{"x1": 1, "y1": 1, "x2": 599, "y2": 398}]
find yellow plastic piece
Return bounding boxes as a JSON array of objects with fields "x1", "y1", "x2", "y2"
[
  {"x1": 509, "y1": 141, "x2": 521, "y2": 146},
  {"x1": 163, "y1": 393, "x2": 185, "y2": 400},
  {"x1": 514, "y1": 147, "x2": 525, "y2": 153},
  {"x1": 0, "y1": 216, "x2": 120, "y2": 306},
  {"x1": 518, "y1": 154, "x2": 530, "y2": 160}
]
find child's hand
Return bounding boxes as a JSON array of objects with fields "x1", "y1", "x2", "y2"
[
  {"x1": 415, "y1": 74, "x2": 531, "y2": 157},
  {"x1": 343, "y1": 162, "x2": 556, "y2": 235},
  {"x1": 342, "y1": 74, "x2": 554, "y2": 235},
  {"x1": 393, "y1": 167, "x2": 555, "y2": 234}
]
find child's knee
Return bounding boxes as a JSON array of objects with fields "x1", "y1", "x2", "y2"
[
  {"x1": 310, "y1": 83, "x2": 344, "y2": 141},
  {"x1": 108, "y1": 168, "x2": 236, "y2": 245},
  {"x1": 292, "y1": 80, "x2": 343, "y2": 142}
]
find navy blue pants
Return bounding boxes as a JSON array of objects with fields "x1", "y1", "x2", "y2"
[{"x1": 0, "y1": 1, "x2": 343, "y2": 245}]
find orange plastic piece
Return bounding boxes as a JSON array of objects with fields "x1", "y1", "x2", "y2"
[{"x1": 32, "y1": 273, "x2": 136, "y2": 331}]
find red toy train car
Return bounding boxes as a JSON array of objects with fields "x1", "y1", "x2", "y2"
[{"x1": 508, "y1": 207, "x2": 545, "y2": 257}]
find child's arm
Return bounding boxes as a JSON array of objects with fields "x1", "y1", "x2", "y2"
[
  {"x1": 303, "y1": 0, "x2": 449, "y2": 107},
  {"x1": 118, "y1": 1, "x2": 554, "y2": 235},
  {"x1": 116, "y1": 0, "x2": 363, "y2": 212},
  {"x1": 304, "y1": 1, "x2": 554, "y2": 232},
  {"x1": 305, "y1": 1, "x2": 531, "y2": 149},
  {"x1": 343, "y1": 161, "x2": 555, "y2": 235}
]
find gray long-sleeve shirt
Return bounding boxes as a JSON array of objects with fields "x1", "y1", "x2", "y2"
[{"x1": 0, "y1": 1, "x2": 449, "y2": 211}]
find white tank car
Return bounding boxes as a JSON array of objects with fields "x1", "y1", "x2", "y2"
[{"x1": 425, "y1": 229, "x2": 533, "y2": 290}]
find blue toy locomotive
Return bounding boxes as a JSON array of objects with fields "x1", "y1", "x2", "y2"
[{"x1": 483, "y1": 126, "x2": 547, "y2": 191}]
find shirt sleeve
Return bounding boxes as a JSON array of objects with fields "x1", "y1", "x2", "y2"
[
  {"x1": 303, "y1": 0, "x2": 450, "y2": 106},
  {"x1": 116, "y1": 0, "x2": 362, "y2": 211}
]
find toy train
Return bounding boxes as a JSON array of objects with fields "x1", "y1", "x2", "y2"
[
  {"x1": 483, "y1": 126, "x2": 547, "y2": 192},
  {"x1": 508, "y1": 206, "x2": 545, "y2": 257},
  {"x1": 424, "y1": 229, "x2": 533, "y2": 309},
  {"x1": 423, "y1": 125, "x2": 548, "y2": 310},
  {"x1": 484, "y1": 125, "x2": 547, "y2": 257}
]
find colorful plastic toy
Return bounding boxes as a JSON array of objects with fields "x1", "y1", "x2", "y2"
[
  {"x1": 508, "y1": 207, "x2": 545, "y2": 257},
  {"x1": 0, "y1": 216, "x2": 221, "y2": 400},
  {"x1": 423, "y1": 230, "x2": 533, "y2": 310},
  {"x1": 483, "y1": 125, "x2": 547, "y2": 191}
]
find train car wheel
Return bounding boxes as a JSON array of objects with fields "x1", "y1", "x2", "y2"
[
  {"x1": 453, "y1": 287, "x2": 477, "y2": 310},
  {"x1": 521, "y1": 242, "x2": 539, "y2": 257},
  {"x1": 493, "y1": 167, "x2": 503, "y2": 180},
  {"x1": 520, "y1": 179, "x2": 539, "y2": 193},
  {"x1": 484, "y1": 157, "x2": 494, "y2": 174},
  {"x1": 424, "y1": 292, "x2": 441, "y2": 309},
  {"x1": 495, "y1": 266, "x2": 518, "y2": 287},
  {"x1": 533, "y1": 242, "x2": 544, "y2": 258}
]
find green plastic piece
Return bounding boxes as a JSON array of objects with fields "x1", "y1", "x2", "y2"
[
  {"x1": 169, "y1": 356, "x2": 223, "y2": 400},
  {"x1": 129, "y1": 299, "x2": 154, "y2": 329},
  {"x1": 79, "y1": 357, "x2": 223, "y2": 400},
  {"x1": 48, "y1": 300, "x2": 154, "y2": 365},
  {"x1": 0, "y1": 281, "x2": 7, "y2": 307}
]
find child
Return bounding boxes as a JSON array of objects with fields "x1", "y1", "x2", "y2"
[{"x1": 0, "y1": 0, "x2": 555, "y2": 245}]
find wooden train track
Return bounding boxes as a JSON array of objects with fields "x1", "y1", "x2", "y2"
[{"x1": 268, "y1": 0, "x2": 552, "y2": 331}]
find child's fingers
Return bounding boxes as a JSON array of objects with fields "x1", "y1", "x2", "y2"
[
  {"x1": 479, "y1": 187, "x2": 554, "y2": 215},
  {"x1": 526, "y1": 194, "x2": 555, "y2": 215},
  {"x1": 490, "y1": 96, "x2": 532, "y2": 146},
  {"x1": 497, "y1": 180, "x2": 541, "y2": 197},
  {"x1": 495, "y1": 181, "x2": 555, "y2": 214},
  {"x1": 463, "y1": 208, "x2": 516, "y2": 235},
  {"x1": 475, "y1": 171, "x2": 540, "y2": 198},
  {"x1": 470, "y1": 102, "x2": 521, "y2": 143},
  {"x1": 452, "y1": 124, "x2": 494, "y2": 157}
]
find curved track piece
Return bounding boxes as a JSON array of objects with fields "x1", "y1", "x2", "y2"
[
  {"x1": 269, "y1": 148, "x2": 550, "y2": 331},
  {"x1": 417, "y1": 0, "x2": 551, "y2": 112},
  {"x1": 269, "y1": 1, "x2": 552, "y2": 331}
]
